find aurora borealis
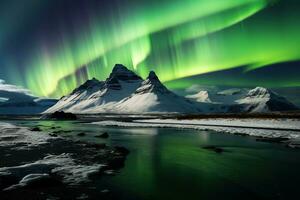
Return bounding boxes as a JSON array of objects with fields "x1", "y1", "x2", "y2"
[{"x1": 0, "y1": 0, "x2": 299, "y2": 97}]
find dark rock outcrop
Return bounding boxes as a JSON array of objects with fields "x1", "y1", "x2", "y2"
[
  {"x1": 202, "y1": 145, "x2": 224, "y2": 153},
  {"x1": 30, "y1": 127, "x2": 42, "y2": 132},
  {"x1": 77, "y1": 132, "x2": 86, "y2": 137},
  {"x1": 95, "y1": 132, "x2": 109, "y2": 138},
  {"x1": 42, "y1": 111, "x2": 77, "y2": 120}
]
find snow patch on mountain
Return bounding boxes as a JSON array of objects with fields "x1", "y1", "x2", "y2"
[{"x1": 186, "y1": 91, "x2": 212, "y2": 103}]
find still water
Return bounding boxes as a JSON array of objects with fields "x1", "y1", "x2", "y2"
[{"x1": 9, "y1": 120, "x2": 300, "y2": 200}]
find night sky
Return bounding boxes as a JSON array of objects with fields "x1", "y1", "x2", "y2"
[{"x1": 0, "y1": 0, "x2": 299, "y2": 97}]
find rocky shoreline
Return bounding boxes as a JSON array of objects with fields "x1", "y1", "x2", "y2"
[{"x1": 0, "y1": 122, "x2": 129, "y2": 200}]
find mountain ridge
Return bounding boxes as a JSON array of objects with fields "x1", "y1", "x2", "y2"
[
  {"x1": 113, "y1": 70, "x2": 203, "y2": 113},
  {"x1": 44, "y1": 64, "x2": 299, "y2": 114},
  {"x1": 186, "y1": 86, "x2": 299, "y2": 113}
]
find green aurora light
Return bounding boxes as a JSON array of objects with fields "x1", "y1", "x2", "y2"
[{"x1": 1, "y1": 0, "x2": 300, "y2": 97}]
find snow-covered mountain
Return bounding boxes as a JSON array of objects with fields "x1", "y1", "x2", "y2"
[
  {"x1": 45, "y1": 64, "x2": 144, "y2": 113},
  {"x1": 186, "y1": 87, "x2": 299, "y2": 113},
  {"x1": 0, "y1": 80, "x2": 57, "y2": 115},
  {"x1": 186, "y1": 91, "x2": 212, "y2": 103},
  {"x1": 45, "y1": 64, "x2": 298, "y2": 114},
  {"x1": 113, "y1": 71, "x2": 204, "y2": 113},
  {"x1": 232, "y1": 87, "x2": 299, "y2": 113},
  {"x1": 187, "y1": 88, "x2": 248, "y2": 105},
  {"x1": 45, "y1": 65, "x2": 209, "y2": 114}
]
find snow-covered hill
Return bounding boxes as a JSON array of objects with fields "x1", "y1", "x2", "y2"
[{"x1": 186, "y1": 86, "x2": 298, "y2": 113}]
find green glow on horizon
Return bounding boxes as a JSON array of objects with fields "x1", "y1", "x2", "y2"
[{"x1": 2, "y1": 0, "x2": 300, "y2": 97}]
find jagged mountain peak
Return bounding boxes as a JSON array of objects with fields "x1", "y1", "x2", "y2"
[
  {"x1": 244, "y1": 87, "x2": 291, "y2": 102},
  {"x1": 85, "y1": 77, "x2": 100, "y2": 85},
  {"x1": 115, "y1": 71, "x2": 202, "y2": 114},
  {"x1": 112, "y1": 64, "x2": 129, "y2": 73},
  {"x1": 104, "y1": 64, "x2": 142, "y2": 90},
  {"x1": 136, "y1": 71, "x2": 169, "y2": 94},
  {"x1": 148, "y1": 71, "x2": 159, "y2": 81},
  {"x1": 145, "y1": 71, "x2": 163, "y2": 86},
  {"x1": 107, "y1": 64, "x2": 142, "y2": 82},
  {"x1": 45, "y1": 64, "x2": 145, "y2": 113},
  {"x1": 235, "y1": 87, "x2": 298, "y2": 112},
  {"x1": 246, "y1": 87, "x2": 272, "y2": 98},
  {"x1": 70, "y1": 78, "x2": 103, "y2": 95}
]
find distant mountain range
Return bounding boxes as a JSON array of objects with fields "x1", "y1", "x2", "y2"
[
  {"x1": 0, "y1": 98, "x2": 58, "y2": 115},
  {"x1": 0, "y1": 80, "x2": 58, "y2": 115},
  {"x1": 0, "y1": 64, "x2": 298, "y2": 115},
  {"x1": 186, "y1": 87, "x2": 299, "y2": 113},
  {"x1": 165, "y1": 61, "x2": 300, "y2": 107},
  {"x1": 44, "y1": 64, "x2": 299, "y2": 114}
]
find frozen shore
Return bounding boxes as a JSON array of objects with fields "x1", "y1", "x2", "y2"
[
  {"x1": 0, "y1": 122, "x2": 129, "y2": 199},
  {"x1": 93, "y1": 118, "x2": 300, "y2": 147}
]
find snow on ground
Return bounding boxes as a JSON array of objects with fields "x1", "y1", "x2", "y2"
[
  {"x1": 0, "y1": 122, "x2": 109, "y2": 191},
  {"x1": 0, "y1": 122, "x2": 54, "y2": 150},
  {"x1": 0, "y1": 153, "x2": 105, "y2": 189},
  {"x1": 92, "y1": 118, "x2": 300, "y2": 141},
  {"x1": 0, "y1": 121, "x2": 129, "y2": 199},
  {"x1": 137, "y1": 118, "x2": 300, "y2": 130}
]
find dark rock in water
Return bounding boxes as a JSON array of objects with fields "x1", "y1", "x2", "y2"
[
  {"x1": 43, "y1": 111, "x2": 77, "y2": 120},
  {"x1": 30, "y1": 127, "x2": 41, "y2": 132},
  {"x1": 77, "y1": 132, "x2": 86, "y2": 137},
  {"x1": 88, "y1": 143, "x2": 106, "y2": 149},
  {"x1": 95, "y1": 132, "x2": 109, "y2": 139},
  {"x1": 256, "y1": 137, "x2": 289, "y2": 143},
  {"x1": 203, "y1": 146, "x2": 224, "y2": 153},
  {"x1": 107, "y1": 156, "x2": 126, "y2": 169},
  {"x1": 49, "y1": 133, "x2": 58, "y2": 137},
  {"x1": 114, "y1": 146, "x2": 130, "y2": 156},
  {"x1": 50, "y1": 126, "x2": 60, "y2": 130},
  {"x1": 101, "y1": 147, "x2": 130, "y2": 170},
  {"x1": 52, "y1": 131, "x2": 61, "y2": 134}
]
